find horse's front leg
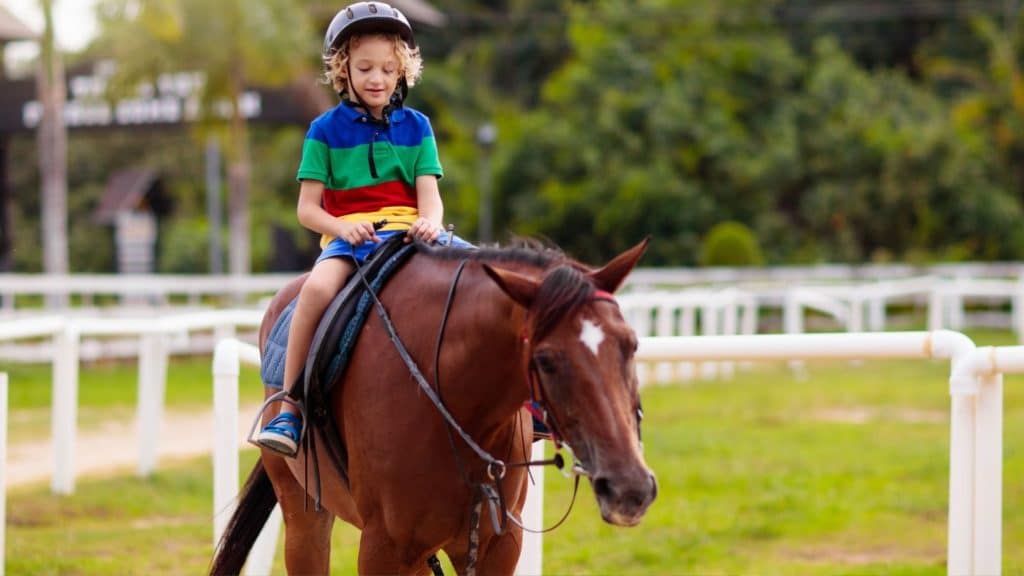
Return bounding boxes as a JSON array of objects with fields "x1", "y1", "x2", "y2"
[
  {"x1": 358, "y1": 525, "x2": 436, "y2": 576},
  {"x1": 444, "y1": 525, "x2": 523, "y2": 576},
  {"x1": 446, "y1": 481, "x2": 530, "y2": 575}
]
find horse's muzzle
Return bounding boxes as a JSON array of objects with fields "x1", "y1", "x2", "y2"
[{"x1": 592, "y1": 469, "x2": 657, "y2": 526}]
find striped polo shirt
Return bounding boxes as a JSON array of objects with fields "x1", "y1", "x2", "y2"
[{"x1": 296, "y1": 103, "x2": 443, "y2": 247}]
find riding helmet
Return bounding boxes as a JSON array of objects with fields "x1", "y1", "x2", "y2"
[{"x1": 323, "y1": 1, "x2": 416, "y2": 58}]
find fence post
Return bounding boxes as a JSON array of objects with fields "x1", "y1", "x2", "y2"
[
  {"x1": 211, "y1": 338, "x2": 282, "y2": 573},
  {"x1": 1, "y1": 372, "x2": 8, "y2": 576},
  {"x1": 212, "y1": 339, "x2": 240, "y2": 547},
  {"x1": 974, "y1": 370, "x2": 1002, "y2": 575},
  {"x1": 516, "y1": 441, "x2": 545, "y2": 576},
  {"x1": 928, "y1": 287, "x2": 945, "y2": 331},
  {"x1": 782, "y1": 290, "x2": 805, "y2": 376},
  {"x1": 51, "y1": 325, "x2": 80, "y2": 495},
  {"x1": 137, "y1": 332, "x2": 169, "y2": 476},
  {"x1": 244, "y1": 505, "x2": 283, "y2": 576}
]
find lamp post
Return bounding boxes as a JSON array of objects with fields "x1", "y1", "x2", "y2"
[
  {"x1": 205, "y1": 136, "x2": 223, "y2": 275},
  {"x1": 476, "y1": 122, "x2": 497, "y2": 244}
]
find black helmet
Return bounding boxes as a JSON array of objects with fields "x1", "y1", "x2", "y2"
[{"x1": 323, "y1": 2, "x2": 415, "y2": 58}]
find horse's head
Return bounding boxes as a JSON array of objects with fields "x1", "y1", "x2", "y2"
[{"x1": 483, "y1": 239, "x2": 657, "y2": 527}]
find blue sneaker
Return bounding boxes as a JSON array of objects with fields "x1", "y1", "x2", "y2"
[
  {"x1": 256, "y1": 412, "x2": 302, "y2": 457},
  {"x1": 526, "y1": 400, "x2": 552, "y2": 442}
]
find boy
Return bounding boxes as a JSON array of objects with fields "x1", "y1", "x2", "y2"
[{"x1": 257, "y1": 1, "x2": 469, "y2": 457}]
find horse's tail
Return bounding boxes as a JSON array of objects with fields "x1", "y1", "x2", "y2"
[{"x1": 209, "y1": 458, "x2": 278, "y2": 575}]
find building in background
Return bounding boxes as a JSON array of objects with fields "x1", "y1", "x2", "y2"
[{"x1": 0, "y1": 5, "x2": 37, "y2": 271}]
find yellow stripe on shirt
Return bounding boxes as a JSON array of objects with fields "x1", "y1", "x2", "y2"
[{"x1": 320, "y1": 206, "x2": 420, "y2": 248}]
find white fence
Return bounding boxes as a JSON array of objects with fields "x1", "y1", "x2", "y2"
[
  {"x1": 0, "y1": 273, "x2": 293, "y2": 312},
  {"x1": 3, "y1": 279, "x2": 1024, "y2": 573},
  {"x1": 0, "y1": 311, "x2": 262, "y2": 494},
  {"x1": 1, "y1": 372, "x2": 7, "y2": 576},
  {"x1": 211, "y1": 330, "x2": 1020, "y2": 576},
  {"x1": 637, "y1": 331, "x2": 1017, "y2": 576},
  {"x1": 3, "y1": 263, "x2": 1023, "y2": 310}
]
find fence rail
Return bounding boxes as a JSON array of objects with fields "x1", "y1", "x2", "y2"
[{"x1": 0, "y1": 273, "x2": 294, "y2": 311}]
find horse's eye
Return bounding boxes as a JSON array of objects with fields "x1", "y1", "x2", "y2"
[{"x1": 534, "y1": 351, "x2": 558, "y2": 375}]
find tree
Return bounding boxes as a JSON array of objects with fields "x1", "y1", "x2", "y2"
[
  {"x1": 37, "y1": 0, "x2": 69, "y2": 282},
  {"x1": 920, "y1": 5, "x2": 1024, "y2": 211},
  {"x1": 493, "y1": 0, "x2": 1019, "y2": 264},
  {"x1": 93, "y1": 0, "x2": 315, "y2": 275}
]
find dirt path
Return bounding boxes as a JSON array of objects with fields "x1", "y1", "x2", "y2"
[{"x1": 6, "y1": 404, "x2": 262, "y2": 488}]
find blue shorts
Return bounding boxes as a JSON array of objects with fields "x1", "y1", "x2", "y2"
[{"x1": 316, "y1": 230, "x2": 474, "y2": 264}]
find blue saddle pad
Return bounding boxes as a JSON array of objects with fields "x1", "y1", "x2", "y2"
[
  {"x1": 260, "y1": 238, "x2": 418, "y2": 391},
  {"x1": 260, "y1": 298, "x2": 296, "y2": 389}
]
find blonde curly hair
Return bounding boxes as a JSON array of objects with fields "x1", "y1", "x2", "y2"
[{"x1": 324, "y1": 33, "x2": 423, "y2": 96}]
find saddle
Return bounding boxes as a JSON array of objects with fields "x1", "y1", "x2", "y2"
[{"x1": 260, "y1": 234, "x2": 418, "y2": 488}]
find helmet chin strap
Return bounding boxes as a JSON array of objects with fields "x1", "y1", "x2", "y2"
[{"x1": 340, "y1": 64, "x2": 408, "y2": 125}]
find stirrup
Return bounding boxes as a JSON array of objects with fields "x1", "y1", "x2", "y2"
[{"x1": 248, "y1": 390, "x2": 307, "y2": 456}]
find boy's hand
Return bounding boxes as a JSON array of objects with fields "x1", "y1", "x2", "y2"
[
  {"x1": 407, "y1": 217, "x2": 441, "y2": 244},
  {"x1": 337, "y1": 220, "x2": 381, "y2": 246}
]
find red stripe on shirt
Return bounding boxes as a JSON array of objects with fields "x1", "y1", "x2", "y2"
[{"x1": 322, "y1": 180, "x2": 417, "y2": 217}]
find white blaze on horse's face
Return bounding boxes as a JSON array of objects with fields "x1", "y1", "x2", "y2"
[{"x1": 579, "y1": 318, "x2": 606, "y2": 357}]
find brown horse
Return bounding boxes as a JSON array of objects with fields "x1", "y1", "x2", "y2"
[{"x1": 210, "y1": 239, "x2": 656, "y2": 575}]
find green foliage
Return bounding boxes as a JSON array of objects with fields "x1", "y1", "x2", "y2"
[
  {"x1": 790, "y1": 38, "x2": 1021, "y2": 262},
  {"x1": 93, "y1": 0, "x2": 317, "y2": 107},
  {"x1": 10, "y1": 1, "x2": 1024, "y2": 270},
  {"x1": 494, "y1": 2, "x2": 1024, "y2": 264},
  {"x1": 496, "y1": 0, "x2": 808, "y2": 264},
  {"x1": 700, "y1": 221, "x2": 764, "y2": 266},
  {"x1": 157, "y1": 217, "x2": 211, "y2": 273}
]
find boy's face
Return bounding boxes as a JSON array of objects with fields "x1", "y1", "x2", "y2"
[{"x1": 347, "y1": 34, "x2": 401, "y2": 119}]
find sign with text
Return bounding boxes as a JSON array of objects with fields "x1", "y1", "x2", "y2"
[{"x1": 0, "y1": 60, "x2": 322, "y2": 133}]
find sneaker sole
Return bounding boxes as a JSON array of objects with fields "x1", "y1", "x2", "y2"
[{"x1": 256, "y1": 434, "x2": 298, "y2": 457}]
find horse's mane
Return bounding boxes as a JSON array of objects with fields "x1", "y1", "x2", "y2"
[
  {"x1": 416, "y1": 236, "x2": 567, "y2": 268},
  {"x1": 416, "y1": 238, "x2": 597, "y2": 341}
]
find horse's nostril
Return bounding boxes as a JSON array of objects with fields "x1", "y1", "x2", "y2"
[
  {"x1": 649, "y1": 473, "x2": 659, "y2": 501},
  {"x1": 593, "y1": 476, "x2": 614, "y2": 500}
]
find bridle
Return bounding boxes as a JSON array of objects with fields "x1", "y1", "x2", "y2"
[{"x1": 522, "y1": 287, "x2": 644, "y2": 469}]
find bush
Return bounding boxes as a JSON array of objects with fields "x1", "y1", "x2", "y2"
[{"x1": 699, "y1": 221, "x2": 764, "y2": 267}]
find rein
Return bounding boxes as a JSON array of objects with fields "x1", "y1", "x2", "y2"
[{"x1": 352, "y1": 255, "x2": 510, "y2": 475}]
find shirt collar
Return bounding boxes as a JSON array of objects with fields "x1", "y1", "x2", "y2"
[{"x1": 338, "y1": 101, "x2": 406, "y2": 125}]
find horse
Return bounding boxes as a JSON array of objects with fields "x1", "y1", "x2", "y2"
[{"x1": 210, "y1": 238, "x2": 657, "y2": 575}]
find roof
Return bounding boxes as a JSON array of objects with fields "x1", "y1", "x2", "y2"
[
  {"x1": 0, "y1": 6, "x2": 38, "y2": 43},
  {"x1": 94, "y1": 168, "x2": 170, "y2": 224}
]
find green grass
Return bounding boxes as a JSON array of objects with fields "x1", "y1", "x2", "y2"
[{"x1": 5, "y1": 329, "x2": 1024, "y2": 574}]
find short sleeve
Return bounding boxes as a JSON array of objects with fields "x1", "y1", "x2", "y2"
[
  {"x1": 414, "y1": 117, "x2": 443, "y2": 179},
  {"x1": 296, "y1": 121, "x2": 330, "y2": 183}
]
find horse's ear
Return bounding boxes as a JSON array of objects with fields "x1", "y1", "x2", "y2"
[
  {"x1": 482, "y1": 264, "x2": 540, "y2": 309},
  {"x1": 588, "y1": 237, "x2": 650, "y2": 294}
]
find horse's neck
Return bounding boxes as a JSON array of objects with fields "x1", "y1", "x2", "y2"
[{"x1": 408, "y1": 255, "x2": 534, "y2": 428}]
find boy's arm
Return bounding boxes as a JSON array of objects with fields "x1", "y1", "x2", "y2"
[
  {"x1": 408, "y1": 175, "x2": 443, "y2": 243},
  {"x1": 297, "y1": 179, "x2": 379, "y2": 245}
]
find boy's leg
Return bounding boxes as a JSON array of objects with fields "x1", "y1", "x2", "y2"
[{"x1": 258, "y1": 256, "x2": 354, "y2": 456}]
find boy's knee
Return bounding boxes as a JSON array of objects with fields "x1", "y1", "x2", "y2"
[{"x1": 300, "y1": 276, "x2": 342, "y2": 308}]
